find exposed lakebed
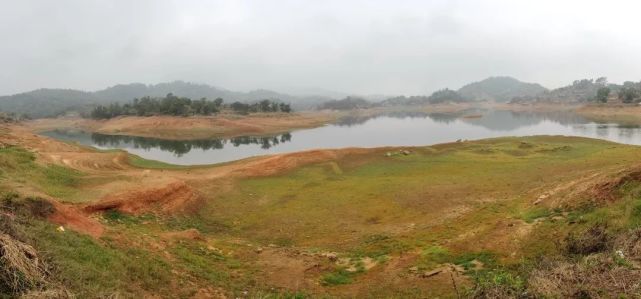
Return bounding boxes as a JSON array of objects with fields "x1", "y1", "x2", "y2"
[{"x1": 41, "y1": 110, "x2": 641, "y2": 165}]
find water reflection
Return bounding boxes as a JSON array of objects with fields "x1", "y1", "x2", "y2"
[
  {"x1": 336, "y1": 111, "x2": 431, "y2": 126},
  {"x1": 45, "y1": 130, "x2": 292, "y2": 156},
  {"x1": 336, "y1": 109, "x2": 592, "y2": 131},
  {"x1": 93, "y1": 133, "x2": 292, "y2": 156},
  {"x1": 41, "y1": 110, "x2": 641, "y2": 165}
]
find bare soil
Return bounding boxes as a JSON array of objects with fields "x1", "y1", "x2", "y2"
[{"x1": 26, "y1": 112, "x2": 336, "y2": 140}]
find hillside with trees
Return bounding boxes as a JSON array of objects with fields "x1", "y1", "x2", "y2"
[
  {"x1": 0, "y1": 89, "x2": 95, "y2": 118},
  {"x1": 318, "y1": 96, "x2": 371, "y2": 110},
  {"x1": 380, "y1": 88, "x2": 468, "y2": 106},
  {"x1": 0, "y1": 81, "x2": 326, "y2": 119},
  {"x1": 89, "y1": 94, "x2": 291, "y2": 119},
  {"x1": 515, "y1": 77, "x2": 641, "y2": 104},
  {"x1": 458, "y1": 76, "x2": 548, "y2": 102},
  {"x1": 380, "y1": 77, "x2": 543, "y2": 106},
  {"x1": 613, "y1": 81, "x2": 641, "y2": 103},
  {"x1": 427, "y1": 88, "x2": 468, "y2": 103},
  {"x1": 528, "y1": 78, "x2": 609, "y2": 103}
]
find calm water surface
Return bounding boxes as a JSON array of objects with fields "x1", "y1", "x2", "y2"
[{"x1": 41, "y1": 110, "x2": 641, "y2": 165}]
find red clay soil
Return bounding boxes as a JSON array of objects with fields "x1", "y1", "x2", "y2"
[
  {"x1": 591, "y1": 168, "x2": 641, "y2": 202},
  {"x1": 83, "y1": 181, "x2": 200, "y2": 214},
  {"x1": 48, "y1": 201, "x2": 104, "y2": 238}
]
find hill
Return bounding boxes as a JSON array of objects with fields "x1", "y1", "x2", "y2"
[
  {"x1": 457, "y1": 76, "x2": 548, "y2": 102},
  {"x1": 318, "y1": 96, "x2": 372, "y2": 110},
  {"x1": 0, "y1": 89, "x2": 95, "y2": 118},
  {"x1": 0, "y1": 81, "x2": 331, "y2": 118},
  {"x1": 379, "y1": 76, "x2": 545, "y2": 106},
  {"x1": 524, "y1": 77, "x2": 641, "y2": 103}
]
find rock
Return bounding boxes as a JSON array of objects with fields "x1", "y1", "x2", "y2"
[
  {"x1": 255, "y1": 247, "x2": 263, "y2": 254},
  {"x1": 385, "y1": 152, "x2": 392, "y2": 157},
  {"x1": 409, "y1": 266, "x2": 419, "y2": 273},
  {"x1": 56, "y1": 226, "x2": 65, "y2": 232},
  {"x1": 321, "y1": 252, "x2": 338, "y2": 261},
  {"x1": 421, "y1": 269, "x2": 442, "y2": 278},
  {"x1": 534, "y1": 194, "x2": 548, "y2": 205},
  {"x1": 401, "y1": 150, "x2": 411, "y2": 155}
]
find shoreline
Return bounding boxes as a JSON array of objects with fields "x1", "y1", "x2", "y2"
[{"x1": 24, "y1": 111, "x2": 338, "y2": 140}]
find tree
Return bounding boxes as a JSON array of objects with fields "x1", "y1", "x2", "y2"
[
  {"x1": 595, "y1": 77, "x2": 608, "y2": 86},
  {"x1": 595, "y1": 87, "x2": 610, "y2": 103},
  {"x1": 279, "y1": 103, "x2": 292, "y2": 113},
  {"x1": 259, "y1": 99, "x2": 271, "y2": 112},
  {"x1": 230, "y1": 102, "x2": 250, "y2": 115},
  {"x1": 213, "y1": 97, "x2": 224, "y2": 107},
  {"x1": 270, "y1": 102, "x2": 279, "y2": 112},
  {"x1": 427, "y1": 89, "x2": 467, "y2": 104},
  {"x1": 619, "y1": 87, "x2": 639, "y2": 104}
]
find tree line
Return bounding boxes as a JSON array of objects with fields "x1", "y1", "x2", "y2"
[
  {"x1": 0, "y1": 112, "x2": 29, "y2": 123},
  {"x1": 89, "y1": 93, "x2": 292, "y2": 119},
  {"x1": 592, "y1": 79, "x2": 641, "y2": 104}
]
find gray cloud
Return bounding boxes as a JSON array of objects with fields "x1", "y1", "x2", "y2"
[{"x1": 2, "y1": 0, "x2": 641, "y2": 96}]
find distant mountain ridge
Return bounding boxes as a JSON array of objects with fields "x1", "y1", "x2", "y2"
[
  {"x1": 0, "y1": 81, "x2": 332, "y2": 118},
  {"x1": 379, "y1": 76, "x2": 549, "y2": 106},
  {"x1": 457, "y1": 76, "x2": 548, "y2": 102}
]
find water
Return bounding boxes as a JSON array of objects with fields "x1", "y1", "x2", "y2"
[{"x1": 41, "y1": 110, "x2": 641, "y2": 165}]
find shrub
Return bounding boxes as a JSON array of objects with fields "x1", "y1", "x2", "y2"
[
  {"x1": 565, "y1": 223, "x2": 611, "y2": 255},
  {"x1": 468, "y1": 270, "x2": 526, "y2": 298},
  {"x1": 321, "y1": 269, "x2": 353, "y2": 286}
]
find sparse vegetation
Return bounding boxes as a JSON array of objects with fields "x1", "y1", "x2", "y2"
[
  {"x1": 321, "y1": 268, "x2": 355, "y2": 286},
  {"x1": 6, "y1": 122, "x2": 641, "y2": 297},
  {"x1": 318, "y1": 96, "x2": 371, "y2": 110},
  {"x1": 595, "y1": 86, "x2": 611, "y2": 103}
]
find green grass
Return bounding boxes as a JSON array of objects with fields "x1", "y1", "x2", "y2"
[
  {"x1": 467, "y1": 269, "x2": 526, "y2": 297},
  {"x1": 6, "y1": 136, "x2": 641, "y2": 297},
  {"x1": 170, "y1": 243, "x2": 231, "y2": 283},
  {"x1": 195, "y1": 136, "x2": 641, "y2": 251},
  {"x1": 519, "y1": 207, "x2": 556, "y2": 223},
  {"x1": 24, "y1": 220, "x2": 177, "y2": 297},
  {"x1": 0, "y1": 146, "x2": 82, "y2": 198},
  {"x1": 101, "y1": 209, "x2": 157, "y2": 226},
  {"x1": 417, "y1": 245, "x2": 496, "y2": 271},
  {"x1": 321, "y1": 268, "x2": 355, "y2": 286},
  {"x1": 0, "y1": 194, "x2": 178, "y2": 298}
]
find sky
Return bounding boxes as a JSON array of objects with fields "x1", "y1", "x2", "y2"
[{"x1": 2, "y1": 0, "x2": 641, "y2": 96}]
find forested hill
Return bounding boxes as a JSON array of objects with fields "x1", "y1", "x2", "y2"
[
  {"x1": 0, "y1": 81, "x2": 331, "y2": 118},
  {"x1": 379, "y1": 76, "x2": 548, "y2": 106},
  {"x1": 457, "y1": 76, "x2": 548, "y2": 102}
]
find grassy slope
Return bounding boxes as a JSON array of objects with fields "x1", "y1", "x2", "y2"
[
  {"x1": 202, "y1": 137, "x2": 632, "y2": 250},
  {"x1": 3, "y1": 135, "x2": 641, "y2": 297}
]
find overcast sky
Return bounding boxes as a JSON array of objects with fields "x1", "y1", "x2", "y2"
[{"x1": 2, "y1": 0, "x2": 641, "y2": 96}]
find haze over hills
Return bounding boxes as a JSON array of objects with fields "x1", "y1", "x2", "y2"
[
  {"x1": 379, "y1": 76, "x2": 549, "y2": 106},
  {"x1": 3, "y1": 76, "x2": 639, "y2": 118},
  {"x1": 458, "y1": 76, "x2": 548, "y2": 102},
  {"x1": 0, "y1": 81, "x2": 333, "y2": 118}
]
